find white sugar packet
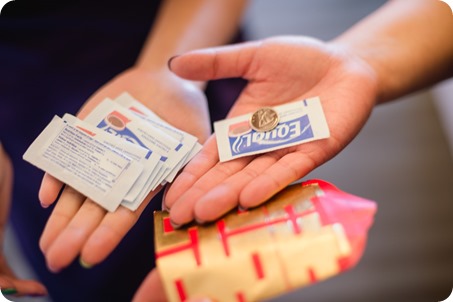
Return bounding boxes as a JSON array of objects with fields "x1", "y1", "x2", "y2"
[
  {"x1": 84, "y1": 99, "x2": 182, "y2": 190},
  {"x1": 214, "y1": 97, "x2": 330, "y2": 162},
  {"x1": 114, "y1": 92, "x2": 202, "y2": 182},
  {"x1": 62, "y1": 114, "x2": 160, "y2": 211},
  {"x1": 23, "y1": 116, "x2": 143, "y2": 212}
]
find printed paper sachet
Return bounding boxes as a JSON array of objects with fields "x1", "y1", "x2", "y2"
[
  {"x1": 214, "y1": 97, "x2": 330, "y2": 162},
  {"x1": 23, "y1": 116, "x2": 143, "y2": 212}
]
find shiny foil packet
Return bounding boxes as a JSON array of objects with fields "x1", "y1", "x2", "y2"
[{"x1": 154, "y1": 179, "x2": 377, "y2": 302}]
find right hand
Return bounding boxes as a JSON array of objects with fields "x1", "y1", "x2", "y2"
[
  {"x1": 164, "y1": 36, "x2": 379, "y2": 226},
  {"x1": 0, "y1": 145, "x2": 47, "y2": 297}
]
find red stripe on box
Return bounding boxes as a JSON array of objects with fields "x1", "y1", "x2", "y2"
[
  {"x1": 337, "y1": 257, "x2": 349, "y2": 272},
  {"x1": 236, "y1": 292, "x2": 246, "y2": 302},
  {"x1": 163, "y1": 217, "x2": 174, "y2": 233},
  {"x1": 156, "y1": 228, "x2": 202, "y2": 266},
  {"x1": 252, "y1": 252, "x2": 265, "y2": 279},
  {"x1": 189, "y1": 228, "x2": 201, "y2": 266},
  {"x1": 284, "y1": 205, "x2": 301, "y2": 234},
  {"x1": 175, "y1": 279, "x2": 186, "y2": 302},
  {"x1": 217, "y1": 220, "x2": 230, "y2": 256},
  {"x1": 216, "y1": 208, "x2": 316, "y2": 257},
  {"x1": 156, "y1": 242, "x2": 192, "y2": 259},
  {"x1": 308, "y1": 268, "x2": 317, "y2": 283}
]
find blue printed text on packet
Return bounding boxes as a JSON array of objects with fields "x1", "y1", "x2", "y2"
[{"x1": 214, "y1": 97, "x2": 330, "y2": 162}]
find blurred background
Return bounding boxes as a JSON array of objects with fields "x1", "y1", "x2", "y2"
[{"x1": 5, "y1": 1, "x2": 453, "y2": 301}]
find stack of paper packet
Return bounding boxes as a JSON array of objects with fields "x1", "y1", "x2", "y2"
[{"x1": 23, "y1": 92, "x2": 201, "y2": 212}]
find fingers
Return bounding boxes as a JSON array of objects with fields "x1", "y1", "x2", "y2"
[
  {"x1": 0, "y1": 278, "x2": 47, "y2": 297},
  {"x1": 41, "y1": 191, "x2": 105, "y2": 272},
  {"x1": 40, "y1": 184, "x2": 160, "y2": 272},
  {"x1": 168, "y1": 41, "x2": 261, "y2": 81},
  {"x1": 191, "y1": 153, "x2": 279, "y2": 222},
  {"x1": 239, "y1": 151, "x2": 316, "y2": 208},
  {"x1": 39, "y1": 173, "x2": 63, "y2": 208},
  {"x1": 80, "y1": 189, "x2": 158, "y2": 266},
  {"x1": 167, "y1": 141, "x2": 253, "y2": 227},
  {"x1": 39, "y1": 186, "x2": 85, "y2": 257},
  {"x1": 164, "y1": 136, "x2": 219, "y2": 210},
  {"x1": 1, "y1": 267, "x2": 47, "y2": 297},
  {"x1": 168, "y1": 148, "x2": 321, "y2": 225},
  {"x1": 132, "y1": 269, "x2": 166, "y2": 302}
]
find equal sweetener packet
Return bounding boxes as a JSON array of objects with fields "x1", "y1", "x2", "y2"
[
  {"x1": 114, "y1": 92, "x2": 202, "y2": 182},
  {"x1": 23, "y1": 116, "x2": 143, "y2": 212},
  {"x1": 155, "y1": 179, "x2": 377, "y2": 302},
  {"x1": 84, "y1": 99, "x2": 183, "y2": 189},
  {"x1": 214, "y1": 97, "x2": 330, "y2": 162},
  {"x1": 62, "y1": 114, "x2": 160, "y2": 211}
]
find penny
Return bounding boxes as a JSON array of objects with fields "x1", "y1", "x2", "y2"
[{"x1": 249, "y1": 107, "x2": 279, "y2": 132}]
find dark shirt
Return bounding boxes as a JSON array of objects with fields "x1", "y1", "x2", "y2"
[
  {"x1": 0, "y1": 1, "x2": 244, "y2": 301},
  {"x1": 0, "y1": 1, "x2": 245, "y2": 301},
  {"x1": 1, "y1": 1, "x2": 163, "y2": 301}
]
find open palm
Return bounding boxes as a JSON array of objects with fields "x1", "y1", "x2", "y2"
[
  {"x1": 165, "y1": 36, "x2": 379, "y2": 226},
  {"x1": 38, "y1": 67, "x2": 211, "y2": 272}
]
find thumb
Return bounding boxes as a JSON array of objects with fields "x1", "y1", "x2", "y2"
[{"x1": 168, "y1": 41, "x2": 261, "y2": 81}]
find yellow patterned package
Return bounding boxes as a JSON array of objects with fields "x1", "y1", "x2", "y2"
[{"x1": 154, "y1": 179, "x2": 377, "y2": 302}]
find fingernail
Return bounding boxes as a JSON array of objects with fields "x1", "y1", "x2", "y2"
[
  {"x1": 47, "y1": 264, "x2": 61, "y2": 274},
  {"x1": 187, "y1": 298, "x2": 214, "y2": 302},
  {"x1": 79, "y1": 258, "x2": 93, "y2": 269},
  {"x1": 238, "y1": 204, "x2": 248, "y2": 212},
  {"x1": 170, "y1": 219, "x2": 182, "y2": 229},
  {"x1": 167, "y1": 55, "x2": 179, "y2": 71},
  {"x1": 161, "y1": 200, "x2": 170, "y2": 212},
  {"x1": 40, "y1": 202, "x2": 49, "y2": 208},
  {"x1": 195, "y1": 218, "x2": 205, "y2": 225},
  {"x1": 1, "y1": 288, "x2": 18, "y2": 295}
]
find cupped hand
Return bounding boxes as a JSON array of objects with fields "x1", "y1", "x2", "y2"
[
  {"x1": 38, "y1": 67, "x2": 211, "y2": 273},
  {"x1": 0, "y1": 146, "x2": 47, "y2": 297},
  {"x1": 165, "y1": 36, "x2": 379, "y2": 226}
]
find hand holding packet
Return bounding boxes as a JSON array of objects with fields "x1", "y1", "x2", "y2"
[
  {"x1": 214, "y1": 97, "x2": 330, "y2": 162},
  {"x1": 23, "y1": 93, "x2": 202, "y2": 212},
  {"x1": 23, "y1": 116, "x2": 144, "y2": 212}
]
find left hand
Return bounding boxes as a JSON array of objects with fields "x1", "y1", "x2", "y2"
[
  {"x1": 164, "y1": 36, "x2": 379, "y2": 226},
  {"x1": 0, "y1": 146, "x2": 47, "y2": 297},
  {"x1": 38, "y1": 67, "x2": 210, "y2": 273}
]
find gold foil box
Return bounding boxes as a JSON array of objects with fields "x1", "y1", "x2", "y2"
[{"x1": 154, "y1": 179, "x2": 377, "y2": 302}]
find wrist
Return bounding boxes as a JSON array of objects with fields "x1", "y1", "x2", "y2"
[
  {"x1": 330, "y1": 37, "x2": 388, "y2": 104},
  {"x1": 328, "y1": 40, "x2": 381, "y2": 105}
]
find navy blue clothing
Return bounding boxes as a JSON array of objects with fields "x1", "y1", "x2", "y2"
[{"x1": 0, "y1": 1, "x2": 244, "y2": 301}]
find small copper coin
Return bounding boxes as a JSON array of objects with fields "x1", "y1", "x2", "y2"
[{"x1": 249, "y1": 107, "x2": 279, "y2": 132}]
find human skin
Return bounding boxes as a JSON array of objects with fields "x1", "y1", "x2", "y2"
[
  {"x1": 0, "y1": 145, "x2": 47, "y2": 297},
  {"x1": 36, "y1": 0, "x2": 453, "y2": 301},
  {"x1": 135, "y1": 1, "x2": 452, "y2": 300},
  {"x1": 37, "y1": 0, "x2": 248, "y2": 273},
  {"x1": 165, "y1": 0, "x2": 453, "y2": 227}
]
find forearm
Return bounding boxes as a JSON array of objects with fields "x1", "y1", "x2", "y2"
[
  {"x1": 136, "y1": 0, "x2": 247, "y2": 74},
  {"x1": 0, "y1": 144, "x2": 12, "y2": 246},
  {"x1": 333, "y1": 0, "x2": 453, "y2": 103}
]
